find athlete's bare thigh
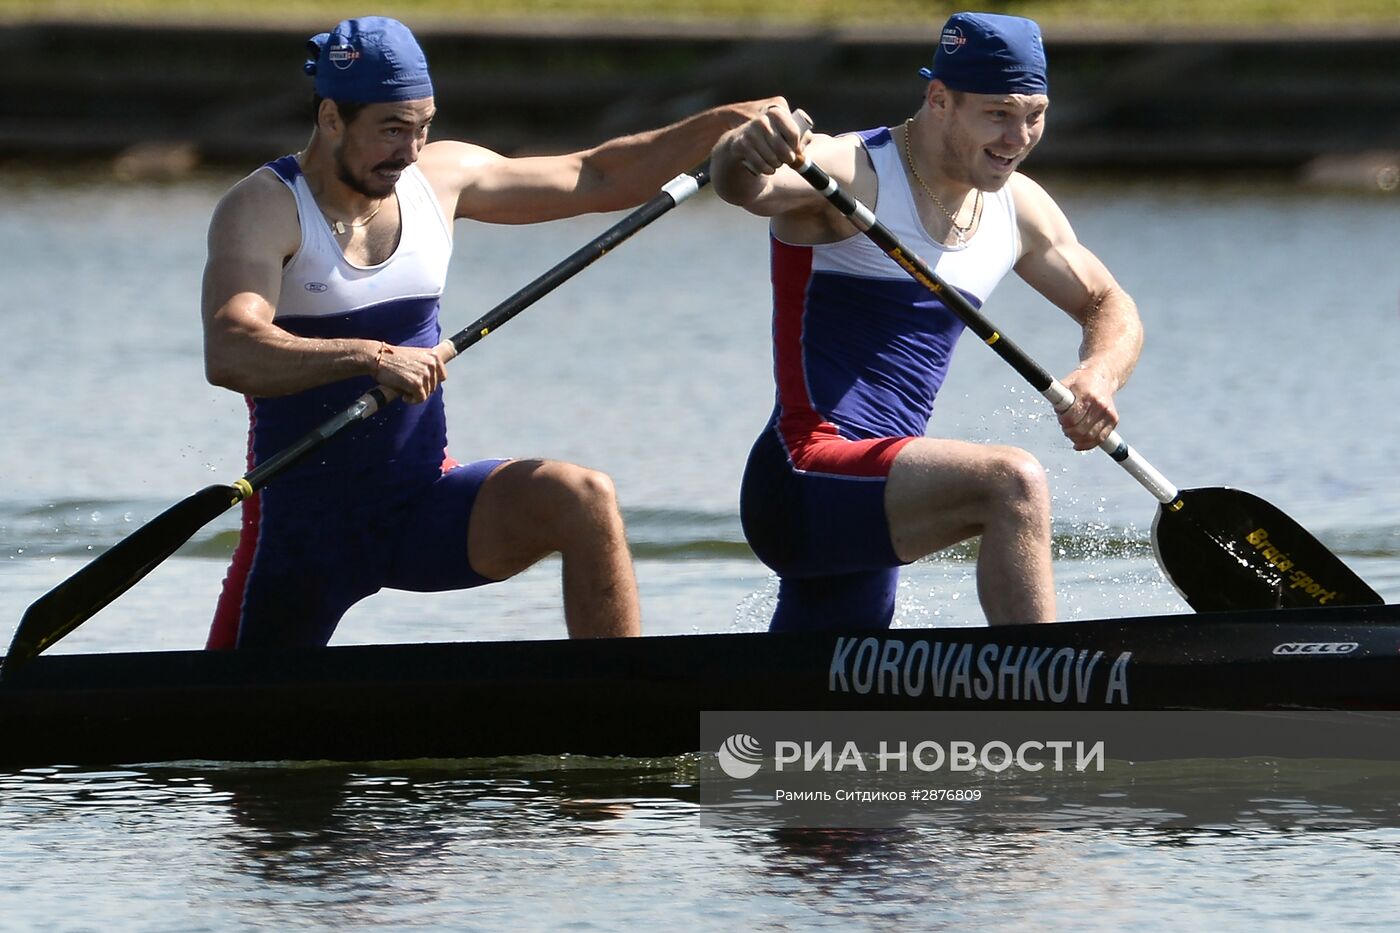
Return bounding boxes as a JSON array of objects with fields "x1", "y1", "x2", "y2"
[{"x1": 884, "y1": 436, "x2": 1049, "y2": 563}]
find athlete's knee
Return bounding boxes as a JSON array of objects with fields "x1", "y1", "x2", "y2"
[
  {"x1": 988, "y1": 447, "x2": 1050, "y2": 512},
  {"x1": 530, "y1": 462, "x2": 624, "y2": 541},
  {"x1": 574, "y1": 467, "x2": 620, "y2": 512},
  {"x1": 555, "y1": 463, "x2": 619, "y2": 514}
]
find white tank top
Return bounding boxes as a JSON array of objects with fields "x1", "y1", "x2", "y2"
[
  {"x1": 808, "y1": 125, "x2": 1020, "y2": 296},
  {"x1": 263, "y1": 155, "x2": 453, "y2": 321}
]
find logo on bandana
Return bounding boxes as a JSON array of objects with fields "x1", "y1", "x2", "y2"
[
  {"x1": 328, "y1": 43, "x2": 361, "y2": 70},
  {"x1": 941, "y1": 26, "x2": 966, "y2": 55}
]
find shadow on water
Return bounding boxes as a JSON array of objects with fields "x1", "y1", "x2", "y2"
[
  {"x1": 4, "y1": 753, "x2": 1400, "y2": 930},
  {"x1": 144, "y1": 758, "x2": 697, "y2": 887},
  {"x1": 8, "y1": 755, "x2": 1400, "y2": 889}
]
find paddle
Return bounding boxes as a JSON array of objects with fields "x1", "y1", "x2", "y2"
[
  {"x1": 790, "y1": 153, "x2": 1381, "y2": 613},
  {"x1": 1, "y1": 165, "x2": 712, "y2": 677}
]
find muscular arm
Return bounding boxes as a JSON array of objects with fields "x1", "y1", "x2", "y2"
[
  {"x1": 420, "y1": 99, "x2": 780, "y2": 225},
  {"x1": 201, "y1": 171, "x2": 446, "y2": 403},
  {"x1": 710, "y1": 102, "x2": 874, "y2": 244},
  {"x1": 1011, "y1": 174, "x2": 1143, "y2": 450}
]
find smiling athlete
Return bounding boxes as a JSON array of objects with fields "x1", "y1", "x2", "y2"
[
  {"x1": 711, "y1": 12, "x2": 1144, "y2": 631},
  {"x1": 203, "y1": 16, "x2": 776, "y2": 649}
]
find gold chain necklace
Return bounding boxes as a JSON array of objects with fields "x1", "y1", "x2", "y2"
[
  {"x1": 325, "y1": 199, "x2": 385, "y2": 236},
  {"x1": 902, "y1": 118, "x2": 981, "y2": 246}
]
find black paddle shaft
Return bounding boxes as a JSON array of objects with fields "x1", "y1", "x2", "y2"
[
  {"x1": 2, "y1": 165, "x2": 712, "y2": 677},
  {"x1": 790, "y1": 154, "x2": 1381, "y2": 613}
]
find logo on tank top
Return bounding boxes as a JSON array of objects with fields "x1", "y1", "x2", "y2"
[{"x1": 304, "y1": 282, "x2": 328, "y2": 293}]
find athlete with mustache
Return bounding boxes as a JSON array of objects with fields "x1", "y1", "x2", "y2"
[
  {"x1": 711, "y1": 12, "x2": 1144, "y2": 631},
  {"x1": 202, "y1": 16, "x2": 776, "y2": 649}
]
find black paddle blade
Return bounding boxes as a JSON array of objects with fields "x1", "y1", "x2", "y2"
[
  {"x1": 1151, "y1": 486, "x2": 1382, "y2": 613},
  {"x1": 2, "y1": 484, "x2": 240, "y2": 678}
]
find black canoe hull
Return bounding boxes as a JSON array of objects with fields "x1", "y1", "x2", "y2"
[{"x1": 3, "y1": 604, "x2": 1400, "y2": 767}]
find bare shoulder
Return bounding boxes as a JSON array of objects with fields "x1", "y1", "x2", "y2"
[
  {"x1": 415, "y1": 139, "x2": 506, "y2": 189},
  {"x1": 1006, "y1": 172, "x2": 1058, "y2": 218},
  {"x1": 768, "y1": 132, "x2": 872, "y2": 243},
  {"x1": 202, "y1": 167, "x2": 298, "y2": 322},
  {"x1": 816, "y1": 130, "x2": 868, "y2": 171},
  {"x1": 209, "y1": 167, "x2": 300, "y2": 260},
  {"x1": 1007, "y1": 172, "x2": 1074, "y2": 248},
  {"x1": 213, "y1": 168, "x2": 296, "y2": 222},
  {"x1": 416, "y1": 139, "x2": 533, "y2": 220},
  {"x1": 790, "y1": 131, "x2": 869, "y2": 193}
]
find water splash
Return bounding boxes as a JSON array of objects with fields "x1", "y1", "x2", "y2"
[{"x1": 730, "y1": 576, "x2": 777, "y2": 633}]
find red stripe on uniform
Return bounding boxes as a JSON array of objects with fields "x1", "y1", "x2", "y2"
[
  {"x1": 205, "y1": 398, "x2": 261, "y2": 650},
  {"x1": 770, "y1": 237, "x2": 912, "y2": 478}
]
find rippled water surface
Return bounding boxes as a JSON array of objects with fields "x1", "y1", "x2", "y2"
[{"x1": 2, "y1": 167, "x2": 1399, "y2": 927}]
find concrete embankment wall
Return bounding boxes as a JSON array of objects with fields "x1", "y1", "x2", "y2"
[{"x1": 3, "y1": 19, "x2": 1399, "y2": 184}]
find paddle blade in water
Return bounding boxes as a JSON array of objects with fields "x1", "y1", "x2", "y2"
[
  {"x1": 2, "y1": 484, "x2": 240, "y2": 677},
  {"x1": 1151, "y1": 486, "x2": 1382, "y2": 612}
]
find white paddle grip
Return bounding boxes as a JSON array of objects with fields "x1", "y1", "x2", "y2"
[
  {"x1": 662, "y1": 173, "x2": 701, "y2": 204},
  {"x1": 1044, "y1": 381, "x2": 1074, "y2": 413},
  {"x1": 1100, "y1": 433, "x2": 1179, "y2": 504}
]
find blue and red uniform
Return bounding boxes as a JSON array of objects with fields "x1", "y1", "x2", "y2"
[
  {"x1": 207, "y1": 156, "x2": 505, "y2": 650},
  {"x1": 741, "y1": 127, "x2": 1021, "y2": 632}
]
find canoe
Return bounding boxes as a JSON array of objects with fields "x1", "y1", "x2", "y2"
[{"x1": 2, "y1": 602, "x2": 1399, "y2": 768}]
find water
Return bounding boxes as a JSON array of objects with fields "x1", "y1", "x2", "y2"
[{"x1": 3, "y1": 167, "x2": 1400, "y2": 926}]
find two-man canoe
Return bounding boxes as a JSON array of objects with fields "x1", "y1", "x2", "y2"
[{"x1": 2, "y1": 603, "x2": 1399, "y2": 768}]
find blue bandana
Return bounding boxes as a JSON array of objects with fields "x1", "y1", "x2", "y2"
[
  {"x1": 918, "y1": 12, "x2": 1048, "y2": 96},
  {"x1": 304, "y1": 16, "x2": 434, "y2": 103}
]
